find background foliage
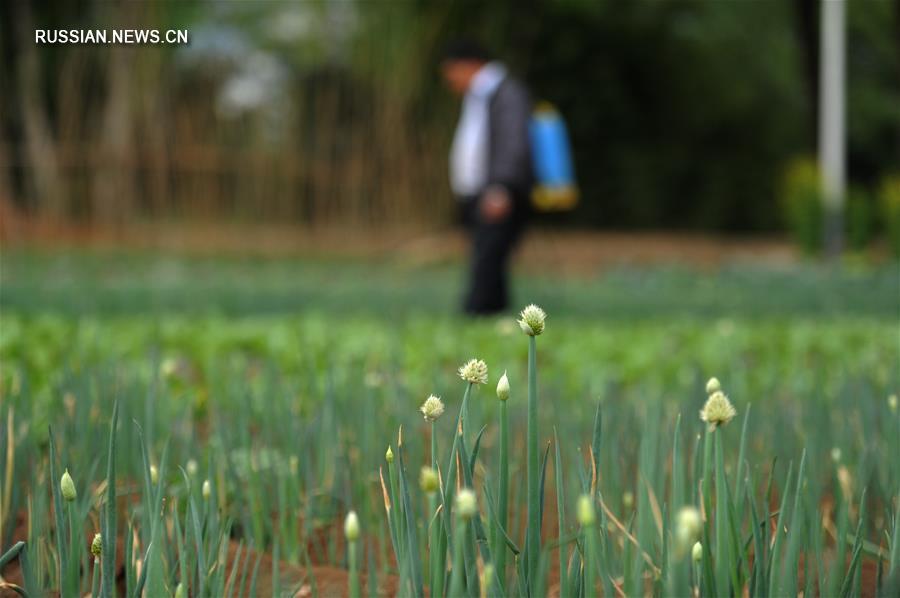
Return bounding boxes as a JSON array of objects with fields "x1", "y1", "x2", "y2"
[{"x1": 2, "y1": 0, "x2": 898, "y2": 232}]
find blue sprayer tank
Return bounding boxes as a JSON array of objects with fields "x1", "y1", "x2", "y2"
[{"x1": 529, "y1": 102, "x2": 579, "y2": 211}]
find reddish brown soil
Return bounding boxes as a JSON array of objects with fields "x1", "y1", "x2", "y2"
[
  {"x1": 223, "y1": 541, "x2": 399, "y2": 597},
  {"x1": 0, "y1": 506, "x2": 886, "y2": 598},
  {"x1": 0, "y1": 215, "x2": 814, "y2": 273},
  {"x1": 0, "y1": 508, "x2": 401, "y2": 598}
]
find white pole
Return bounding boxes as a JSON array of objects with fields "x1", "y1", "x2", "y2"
[{"x1": 818, "y1": 0, "x2": 846, "y2": 256}]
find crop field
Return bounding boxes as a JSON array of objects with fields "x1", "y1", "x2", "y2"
[{"x1": 0, "y1": 251, "x2": 898, "y2": 597}]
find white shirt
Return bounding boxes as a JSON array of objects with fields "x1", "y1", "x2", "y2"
[{"x1": 449, "y1": 62, "x2": 507, "y2": 197}]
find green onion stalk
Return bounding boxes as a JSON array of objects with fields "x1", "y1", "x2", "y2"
[
  {"x1": 445, "y1": 383, "x2": 473, "y2": 508},
  {"x1": 518, "y1": 304, "x2": 546, "y2": 593},
  {"x1": 449, "y1": 489, "x2": 477, "y2": 598},
  {"x1": 577, "y1": 495, "x2": 597, "y2": 597},
  {"x1": 420, "y1": 465, "x2": 444, "y2": 597},
  {"x1": 448, "y1": 517, "x2": 468, "y2": 598},
  {"x1": 526, "y1": 335, "x2": 540, "y2": 588},
  {"x1": 698, "y1": 381, "x2": 738, "y2": 597},
  {"x1": 345, "y1": 511, "x2": 361, "y2": 598},
  {"x1": 420, "y1": 393, "x2": 447, "y2": 595},
  {"x1": 90, "y1": 558, "x2": 100, "y2": 598},
  {"x1": 430, "y1": 420, "x2": 444, "y2": 596},
  {"x1": 493, "y1": 372, "x2": 510, "y2": 595}
]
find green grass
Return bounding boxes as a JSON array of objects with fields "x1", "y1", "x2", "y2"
[
  {"x1": 1, "y1": 250, "x2": 897, "y2": 318},
  {"x1": 0, "y1": 250, "x2": 897, "y2": 596}
]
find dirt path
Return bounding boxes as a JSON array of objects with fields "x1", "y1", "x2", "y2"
[{"x1": 1, "y1": 218, "x2": 804, "y2": 274}]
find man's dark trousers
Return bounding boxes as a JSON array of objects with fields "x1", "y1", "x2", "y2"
[{"x1": 461, "y1": 195, "x2": 525, "y2": 315}]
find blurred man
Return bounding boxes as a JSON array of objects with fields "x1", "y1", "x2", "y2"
[{"x1": 441, "y1": 40, "x2": 533, "y2": 316}]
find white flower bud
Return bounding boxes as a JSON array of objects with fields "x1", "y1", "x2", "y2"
[
  {"x1": 458, "y1": 359, "x2": 488, "y2": 385},
  {"x1": 692, "y1": 541, "x2": 703, "y2": 563},
  {"x1": 496, "y1": 371, "x2": 510, "y2": 401},
  {"x1": 202, "y1": 479, "x2": 211, "y2": 500},
  {"x1": 705, "y1": 377, "x2": 721, "y2": 395},
  {"x1": 344, "y1": 511, "x2": 360, "y2": 541},
  {"x1": 186, "y1": 459, "x2": 198, "y2": 477},
  {"x1": 675, "y1": 507, "x2": 702, "y2": 552},
  {"x1": 420, "y1": 395, "x2": 445, "y2": 422},
  {"x1": 61, "y1": 469, "x2": 77, "y2": 502},
  {"x1": 700, "y1": 391, "x2": 737, "y2": 430},
  {"x1": 831, "y1": 447, "x2": 842, "y2": 463},
  {"x1": 577, "y1": 495, "x2": 596, "y2": 526},
  {"x1": 518, "y1": 304, "x2": 546, "y2": 336},
  {"x1": 419, "y1": 467, "x2": 439, "y2": 494},
  {"x1": 455, "y1": 488, "x2": 477, "y2": 519},
  {"x1": 150, "y1": 465, "x2": 159, "y2": 485},
  {"x1": 385, "y1": 446, "x2": 394, "y2": 463}
]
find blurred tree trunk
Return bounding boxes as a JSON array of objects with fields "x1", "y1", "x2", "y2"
[
  {"x1": 90, "y1": 1, "x2": 140, "y2": 225},
  {"x1": 0, "y1": 2, "x2": 20, "y2": 218},
  {"x1": 14, "y1": 0, "x2": 64, "y2": 219},
  {"x1": 0, "y1": 93, "x2": 13, "y2": 209},
  {"x1": 93, "y1": 45, "x2": 135, "y2": 225},
  {"x1": 791, "y1": 0, "x2": 820, "y2": 149},
  {"x1": 135, "y1": 46, "x2": 169, "y2": 219},
  {"x1": 0, "y1": 117, "x2": 20, "y2": 239}
]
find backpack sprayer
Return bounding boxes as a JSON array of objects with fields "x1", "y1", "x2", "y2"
[{"x1": 529, "y1": 101, "x2": 579, "y2": 212}]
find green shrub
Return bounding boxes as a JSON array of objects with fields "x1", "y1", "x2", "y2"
[
  {"x1": 780, "y1": 157, "x2": 823, "y2": 254},
  {"x1": 878, "y1": 174, "x2": 900, "y2": 257}
]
